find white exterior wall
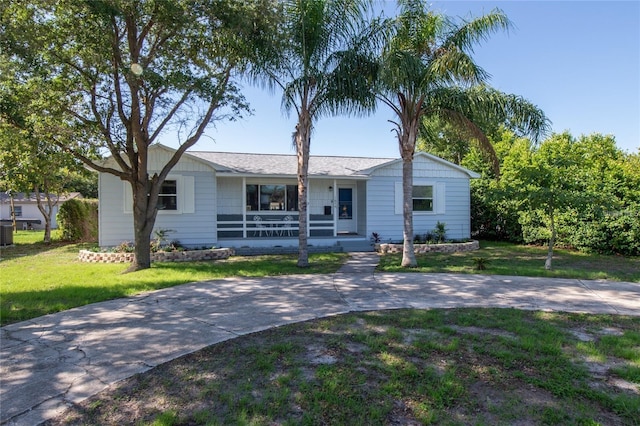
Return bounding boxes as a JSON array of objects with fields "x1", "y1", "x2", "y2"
[
  {"x1": 366, "y1": 155, "x2": 472, "y2": 241},
  {"x1": 309, "y1": 179, "x2": 336, "y2": 215},
  {"x1": 217, "y1": 178, "x2": 243, "y2": 214},
  {"x1": 98, "y1": 149, "x2": 217, "y2": 247},
  {"x1": 0, "y1": 202, "x2": 60, "y2": 230}
]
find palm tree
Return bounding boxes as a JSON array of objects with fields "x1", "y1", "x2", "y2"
[
  {"x1": 377, "y1": 0, "x2": 549, "y2": 267},
  {"x1": 263, "y1": 0, "x2": 381, "y2": 267}
]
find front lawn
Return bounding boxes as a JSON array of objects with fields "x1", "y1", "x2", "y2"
[
  {"x1": 2, "y1": 233, "x2": 638, "y2": 326},
  {"x1": 378, "y1": 240, "x2": 640, "y2": 282},
  {"x1": 0, "y1": 231, "x2": 347, "y2": 326},
  {"x1": 50, "y1": 308, "x2": 640, "y2": 425}
]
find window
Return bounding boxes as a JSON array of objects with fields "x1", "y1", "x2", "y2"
[
  {"x1": 412, "y1": 185, "x2": 433, "y2": 212},
  {"x1": 246, "y1": 184, "x2": 298, "y2": 211},
  {"x1": 14, "y1": 206, "x2": 22, "y2": 217},
  {"x1": 395, "y1": 182, "x2": 444, "y2": 215},
  {"x1": 157, "y1": 180, "x2": 178, "y2": 210}
]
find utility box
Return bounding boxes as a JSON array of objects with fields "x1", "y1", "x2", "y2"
[{"x1": 0, "y1": 225, "x2": 13, "y2": 246}]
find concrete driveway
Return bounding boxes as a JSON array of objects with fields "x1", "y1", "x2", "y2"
[{"x1": 1, "y1": 253, "x2": 638, "y2": 425}]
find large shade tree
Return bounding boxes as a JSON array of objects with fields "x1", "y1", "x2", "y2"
[
  {"x1": 0, "y1": 63, "x2": 95, "y2": 243},
  {"x1": 260, "y1": 0, "x2": 382, "y2": 267},
  {"x1": 1, "y1": 0, "x2": 280, "y2": 270},
  {"x1": 376, "y1": 0, "x2": 549, "y2": 267}
]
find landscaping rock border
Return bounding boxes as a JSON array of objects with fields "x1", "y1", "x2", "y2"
[
  {"x1": 78, "y1": 248, "x2": 234, "y2": 263},
  {"x1": 376, "y1": 240, "x2": 479, "y2": 254}
]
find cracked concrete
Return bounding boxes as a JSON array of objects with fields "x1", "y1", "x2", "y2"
[{"x1": 1, "y1": 252, "x2": 638, "y2": 425}]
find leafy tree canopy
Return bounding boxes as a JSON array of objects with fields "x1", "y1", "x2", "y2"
[{"x1": 1, "y1": 0, "x2": 281, "y2": 269}]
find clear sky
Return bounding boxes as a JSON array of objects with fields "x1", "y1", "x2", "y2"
[{"x1": 168, "y1": 1, "x2": 640, "y2": 158}]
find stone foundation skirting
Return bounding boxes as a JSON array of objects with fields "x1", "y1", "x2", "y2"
[
  {"x1": 377, "y1": 240, "x2": 479, "y2": 254},
  {"x1": 78, "y1": 248, "x2": 235, "y2": 263}
]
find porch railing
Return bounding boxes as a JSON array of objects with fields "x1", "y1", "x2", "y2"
[{"x1": 217, "y1": 214, "x2": 334, "y2": 239}]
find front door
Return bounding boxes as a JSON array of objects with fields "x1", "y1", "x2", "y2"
[{"x1": 337, "y1": 187, "x2": 356, "y2": 234}]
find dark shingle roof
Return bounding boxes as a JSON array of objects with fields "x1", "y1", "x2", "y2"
[
  {"x1": 0, "y1": 192, "x2": 83, "y2": 203},
  {"x1": 189, "y1": 151, "x2": 394, "y2": 177}
]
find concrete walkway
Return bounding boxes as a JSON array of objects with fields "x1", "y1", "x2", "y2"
[{"x1": 1, "y1": 252, "x2": 638, "y2": 425}]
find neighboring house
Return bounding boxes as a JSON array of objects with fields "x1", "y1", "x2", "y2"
[
  {"x1": 97, "y1": 144, "x2": 480, "y2": 249},
  {"x1": 0, "y1": 192, "x2": 83, "y2": 230}
]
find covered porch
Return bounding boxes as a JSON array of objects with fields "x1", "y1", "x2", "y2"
[{"x1": 215, "y1": 176, "x2": 367, "y2": 244}]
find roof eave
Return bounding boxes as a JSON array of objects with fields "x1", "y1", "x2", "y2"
[{"x1": 216, "y1": 172, "x2": 371, "y2": 180}]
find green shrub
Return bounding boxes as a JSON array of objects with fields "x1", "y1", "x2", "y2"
[
  {"x1": 434, "y1": 221, "x2": 447, "y2": 243},
  {"x1": 470, "y1": 184, "x2": 523, "y2": 243},
  {"x1": 57, "y1": 199, "x2": 98, "y2": 242},
  {"x1": 571, "y1": 207, "x2": 640, "y2": 256},
  {"x1": 472, "y1": 257, "x2": 490, "y2": 270}
]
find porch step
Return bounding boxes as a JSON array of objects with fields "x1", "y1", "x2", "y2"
[
  {"x1": 232, "y1": 245, "x2": 343, "y2": 256},
  {"x1": 336, "y1": 239, "x2": 374, "y2": 253}
]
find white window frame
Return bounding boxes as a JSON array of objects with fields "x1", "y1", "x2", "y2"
[
  {"x1": 412, "y1": 185, "x2": 434, "y2": 213},
  {"x1": 124, "y1": 175, "x2": 194, "y2": 215},
  {"x1": 245, "y1": 183, "x2": 298, "y2": 212},
  {"x1": 157, "y1": 179, "x2": 178, "y2": 211},
  {"x1": 395, "y1": 181, "x2": 445, "y2": 215}
]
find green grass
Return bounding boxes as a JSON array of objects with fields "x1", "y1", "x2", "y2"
[
  {"x1": 5, "y1": 232, "x2": 640, "y2": 424},
  {"x1": 378, "y1": 240, "x2": 640, "y2": 282},
  {"x1": 52, "y1": 309, "x2": 640, "y2": 425},
  {"x1": 2, "y1": 233, "x2": 639, "y2": 326},
  {"x1": 0, "y1": 231, "x2": 347, "y2": 326}
]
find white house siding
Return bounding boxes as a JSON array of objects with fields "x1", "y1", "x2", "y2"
[
  {"x1": 98, "y1": 170, "x2": 217, "y2": 247},
  {"x1": 356, "y1": 180, "x2": 367, "y2": 235},
  {"x1": 0, "y1": 202, "x2": 60, "y2": 230},
  {"x1": 309, "y1": 180, "x2": 335, "y2": 216},
  {"x1": 217, "y1": 178, "x2": 243, "y2": 214},
  {"x1": 366, "y1": 156, "x2": 472, "y2": 241}
]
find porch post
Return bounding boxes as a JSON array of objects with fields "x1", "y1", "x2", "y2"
[
  {"x1": 242, "y1": 177, "x2": 247, "y2": 239},
  {"x1": 333, "y1": 179, "x2": 337, "y2": 237}
]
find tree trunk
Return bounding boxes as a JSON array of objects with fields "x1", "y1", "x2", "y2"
[
  {"x1": 398, "y1": 106, "x2": 420, "y2": 268},
  {"x1": 127, "y1": 180, "x2": 157, "y2": 272},
  {"x1": 295, "y1": 115, "x2": 312, "y2": 268},
  {"x1": 401, "y1": 157, "x2": 417, "y2": 267},
  {"x1": 9, "y1": 194, "x2": 16, "y2": 233},
  {"x1": 34, "y1": 186, "x2": 57, "y2": 244},
  {"x1": 545, "y1": 208, "x2": 556, "y2": 270}
]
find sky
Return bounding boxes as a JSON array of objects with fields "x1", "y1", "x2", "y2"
[{"x1": 166, "y1": 1, "x2": 640, "y2": 158}]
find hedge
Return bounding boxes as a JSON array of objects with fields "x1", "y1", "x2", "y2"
[{"x1": 57, "y1": 198, "x2": 98, "y2": 242}]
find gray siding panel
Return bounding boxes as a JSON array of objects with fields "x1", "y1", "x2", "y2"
[
  {"x1": 98, "y1": 171, "x2": 217, "y2": 247},
  {"x1": 366, "y1": 173, "x2": 471, "y2": 242}
]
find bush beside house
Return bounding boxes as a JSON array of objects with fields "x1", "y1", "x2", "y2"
[{"x1": 57, "y1": 199, "x2": 98, "y2": 242}]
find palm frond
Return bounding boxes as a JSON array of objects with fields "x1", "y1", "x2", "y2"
[
  {"x1": 437, "y1": 108, "x2": 500, "y2": 174},
  {"x1": 444, "y1": 9, "x2": 512, "y2": 54},
  {"x1": 427, "y1": 48, "x2": 489, "y2": 86},
  {"x1": 423, "y1": 85, "x2": 550, "y2": 174}
]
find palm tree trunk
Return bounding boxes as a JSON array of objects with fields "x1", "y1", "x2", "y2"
[
  {"x1": 295, "y1": 115, "x2": 312, "y2": 268},
  {"x1": 397, "y1": 100, "x2": 421, "y2": 268},
  {"x1": 401, "y1": 156, "x2": 417, "y2": 267}
]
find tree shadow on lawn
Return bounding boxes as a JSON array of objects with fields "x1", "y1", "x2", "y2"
[{"x1": 44, "y1": 309, "x2": 640, "y2": 426}]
